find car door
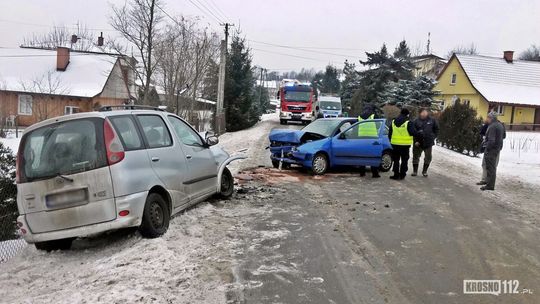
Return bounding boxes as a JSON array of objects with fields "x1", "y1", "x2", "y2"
[
  {"x1": 331, "y1": 120, "x2": 384, "y2": 167},
  {"x1": 136, "y1": 114, "x2": 189, "y2": 209},
  {"x1": 166, "y1": 115, "x2": 218, "y2": 199}
]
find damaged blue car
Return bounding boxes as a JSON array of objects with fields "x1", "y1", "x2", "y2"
[{"x1": 268, "y1": 118, "x2": 393, "y2": 175}]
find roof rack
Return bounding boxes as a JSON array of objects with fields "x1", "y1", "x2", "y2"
[{"x1": 98, "y1": 105, "x2": 166, "y2": 112}]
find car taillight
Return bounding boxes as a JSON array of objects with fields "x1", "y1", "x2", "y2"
[{"x1": 103, "y1": 119, "x2": 125, "y2": 165}]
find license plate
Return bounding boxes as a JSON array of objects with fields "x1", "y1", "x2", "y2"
[
  {"x1": 46, "y1": 189, "x2": 88, "y2": 209},
  {"x1": 292, "y1": 114, "x2": 302, "y2": 119}
]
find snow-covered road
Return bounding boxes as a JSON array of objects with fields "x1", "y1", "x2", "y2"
[{"x1": 1, "y1": 115, "x2": 540, "y2": 303}]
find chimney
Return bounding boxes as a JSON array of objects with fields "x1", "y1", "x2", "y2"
[
  {"x1": 71, "y1": 34, "x2": 78, "y2": 44},
  {"x1": 97, "y1": 32, "x2": 104, "y2": 46},
  {"x1": 56, "y1": 47, "x2": 70, "y2": 71},
  {"x1": 503, "y1": 50, "x2": 514, "y2": 63}
]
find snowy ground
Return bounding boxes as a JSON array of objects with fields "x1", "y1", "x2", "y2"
[
  {"x1": 434, "y1": 131, "x2": 540, "y2": 186},
  {"x1": 0, "y1": 129, "x2": 23, "y2": 153}
]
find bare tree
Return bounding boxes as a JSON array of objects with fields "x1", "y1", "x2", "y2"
[
  {"x1": 154, "y1": 16, "x2": 219, "y2": 123},
  {"x1": 519, "y1": 45, "x2": 540, "y2": 61},
  {"x1": 446, "y1": 43, "x2": 478, "y2": 59},
  {"x1": 110, "y1": 0, "x2": 163, "y2": 105},
  {"x1": 22, "y1": 25, "x2": 122, "y2": 53},
  {"x1": 19, "y1": 71, "x2": 70, "y2": 121}
]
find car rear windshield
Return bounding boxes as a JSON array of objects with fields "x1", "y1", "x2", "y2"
[
  {"x1": 301, "y1": 119, "x2": 343, "y2": 137},
  {"x1": 20, "y1": 118, "x2": 107, "y2": 183}
]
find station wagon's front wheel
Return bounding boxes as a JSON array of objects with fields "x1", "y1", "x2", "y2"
[
  {"x1": 219, "y1": 167, "x2": 234, "y2": 199},
  {"x1": 140, "y1": 193, "x2": 170, "y2": 238},
  {"x1": 311, "y1": 153, "x2": 329, "y2": 175},
  {"x1": 379, "y1": 150, "x2": 393, "y2": 172}
]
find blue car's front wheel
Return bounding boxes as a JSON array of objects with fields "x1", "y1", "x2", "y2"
[
  {"x1": 311, "y1": 153, "x2": 329, "y2": 175},
  {"x1": 379, "y1": 150, "x2": 393, "y2": 172}
]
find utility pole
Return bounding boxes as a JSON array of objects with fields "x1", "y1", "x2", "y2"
[
  {"x1": 216, "y1": 23, "x2": 233, "y2": 135},
  {"x1": 259, "y1": 67, "x2": 264, "y2": 110},
  {"x1": 426, "y1": 32, "x2": 431, "y2": 55}
]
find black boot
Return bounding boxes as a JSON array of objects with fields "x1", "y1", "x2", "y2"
[
  {"x1": 422, "y1": 164, "x2": 429, "y2": 177},
  {"x1": 389, "y1": 172, "x2": 400, "y2": 180},
  {"x1": 411, "y1": 164, "x2": 418, "y2": 176}
]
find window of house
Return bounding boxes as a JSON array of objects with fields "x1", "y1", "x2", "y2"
[
  {"x1": 450, "y1": 73, "x2": 457, "y2": 85},
  {"x1": 493, "y1": 105, "x2": 504, "y2": 115},
  {"x1": 64, "y1": 106, "x2": 80, "y2": 115},
  {"x1": 18, "y1": 95, "x2": 33, "y2": 115}
]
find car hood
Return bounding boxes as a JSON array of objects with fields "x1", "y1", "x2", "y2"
[
  {"x1": 269, "y1": 129, "x2": 306, "y2": 143},
  {"x1": 269, "y1": 129, "x2": 326, "y2": 144}
]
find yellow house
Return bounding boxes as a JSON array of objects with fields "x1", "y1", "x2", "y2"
[{"x1": 435, "y1": 51, "x2": 540, "y2": 130}]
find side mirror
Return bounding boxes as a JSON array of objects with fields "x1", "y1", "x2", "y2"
[{"x1": 206, "y1": 135, "x2": 219, "y2": 146}]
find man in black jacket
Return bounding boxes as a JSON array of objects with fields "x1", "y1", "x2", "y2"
[
  {"x1": 411, "y1": 108, "x2": 439, "y2": 177},
  {"x1": 480, "y1": 112, "x2": 506, "y2": 191}
]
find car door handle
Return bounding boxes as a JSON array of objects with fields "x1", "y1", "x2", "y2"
[
  {"x1": 186, "y1": 155, "x2": 192, "y2": 160},
  {"x1": 151, "y1": 157, "x2": 160, "y2": 162},
  {"x1": 372, "y1": 141, "x2": 380, "y2": 145}
]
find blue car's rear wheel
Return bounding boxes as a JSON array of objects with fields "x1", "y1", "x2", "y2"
[
  {"x1": 379, "y1": 150, "x2": 393, "y2": 172},
  {"x1": 311, "y1": 153, "x2": 328, "y2": 175}
]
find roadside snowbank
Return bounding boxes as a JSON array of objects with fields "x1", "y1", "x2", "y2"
[
  {"x1": 218, "y1": 113, "x2": 282, "y2": 173},
  {"x1": 434, "y1": 131, "x2": 540, "y2": 186},
  {"x1": 0, "y1": 130, "x2": 22, "y2": 153}
]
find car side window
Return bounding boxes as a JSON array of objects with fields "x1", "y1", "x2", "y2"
[
  {"x1": 343, "y1": 121, "x2": 382, "y2": 139},
  {"x1": 167, "y1": 116, "x2": 204, "y2": 146},
  {"x1": 109, "y1": 116, "x2": 143, "y2": 150},
  {"x1": 338, "y1": 122, "x2": 352, "y2": 133},
  {"x1": 137, "y1": 115, "x2": 172, "y2": 148}
]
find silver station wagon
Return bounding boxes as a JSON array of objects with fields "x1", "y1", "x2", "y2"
[{"x1": 15, "y1": 106, "x2": 243, "y2": 251}]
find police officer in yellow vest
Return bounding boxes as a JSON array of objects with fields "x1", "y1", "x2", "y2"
[
  {"x1": 388, "y1": 108, "x2": 415, "y2": 180},
  {"x1": 357, "y1": 105, "x2": 380, "y2": 178}
]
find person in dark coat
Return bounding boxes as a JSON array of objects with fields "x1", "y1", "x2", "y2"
[
  {"x1": 477, "y1": 117, "x2": 490, "y2": 184},
  {"x1": 358, "y1": 104, "x2": 380, "y2": 178},
  {"x1": 480, "y1": 112, "x2": 506, "y2": 191},
  {"x1": 388, "y1": 108, "x2": 415, "y2": 180},
  {"x1": 411, "y1": 108, "x2": 439, "y2": 177}
]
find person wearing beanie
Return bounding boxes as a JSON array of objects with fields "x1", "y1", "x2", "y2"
[
  {"x1": 411, "y1": 108, "x2": 439, "y2": 177},
  {"x1": 388, "y1": 108, "x2": 416, "y2": 180},
  {"x1": 478, "y1": 111, "x2": 506, "y2": 190}
]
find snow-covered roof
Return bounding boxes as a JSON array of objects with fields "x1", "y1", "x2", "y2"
[
  {"x1": 455, "y1": 54, "x2": 540, "y2": 106},
  {"x1": 0, "y1": 47, "x2": 119, "y2": 98}
]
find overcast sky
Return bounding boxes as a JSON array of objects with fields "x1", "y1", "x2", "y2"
[{"x1": 1, "y1": 0, "x2": 539, "y2": 72}]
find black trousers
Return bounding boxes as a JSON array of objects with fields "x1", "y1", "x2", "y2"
[
  {"x1": 485, "y1": 149, "x2": 500, "y2": 189},
  {"x1": 391, "y1": 145, "x2": 410, "y2": 175}
]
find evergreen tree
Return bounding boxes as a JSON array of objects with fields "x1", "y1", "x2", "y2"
[
  {"x1": 0, "y1": 142, "x2": 17, "y2": 241},
  {"x1": 316, "y1": 65, "x2": 340, "y2": 94},
  {"x1": 340, "y1": 60, "x2": 358, "y2": 101},
  {"x1": 224, "y1": 34, "x2": 260, "y2": 131},
  {"x1": 381, "y1": 75, "x2": 437, "y2": 108},
  {"x1": 438, "y1": 101, "x2": 483, "y2": 156}
]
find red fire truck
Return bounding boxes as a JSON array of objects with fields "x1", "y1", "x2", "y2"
[{"x1": 277, "y1": 79, "x2": 314, "y2": 125}]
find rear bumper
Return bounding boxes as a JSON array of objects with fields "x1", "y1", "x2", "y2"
[{"x1": 18, "y1": 191, "x2": 148, "y2": 243}]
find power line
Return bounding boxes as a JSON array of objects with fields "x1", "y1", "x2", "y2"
[
  {"x1": 203, "y1": 0, "x2": 229, "y2": 21},
  {"x1": 248, "y1": 39, "x2": 365, "y2": 59},
  {"x1": 185, "y1": 0, "x2": 223, "y2": 24},
  {"x1": 251, "y1": 48, "x2": 337, "y2": 63},
  {"x1": 191, "y1": 0, "x2": 224, "y2": 23},
  {"x1": 0, "y1": 19, "x2": 116, "y2": 32}
]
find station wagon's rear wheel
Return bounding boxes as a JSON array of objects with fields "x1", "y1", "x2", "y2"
[
  {"x1": 34, "y1": 238, "x2": 75, "y2": 252},
  {"x1": 379, "y1": 150, "x2": 393, "y2": 172},
  {"x1": 311, "y1": 152, "x2": 329, "y2": 175},
  {"x1": 219, "y1": 167, "x2": 234, "y2": 198},
  {"x1": 140, "y1": 193, "x2": 170, "y2": 238}
]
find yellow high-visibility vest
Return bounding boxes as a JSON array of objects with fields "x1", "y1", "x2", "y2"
[
  {"x1": 391, "y1": 120, "x2": 413, "y2": 145},
  {"x1": 357, "y1": 114, "x2": 378, "y2": 137}
]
